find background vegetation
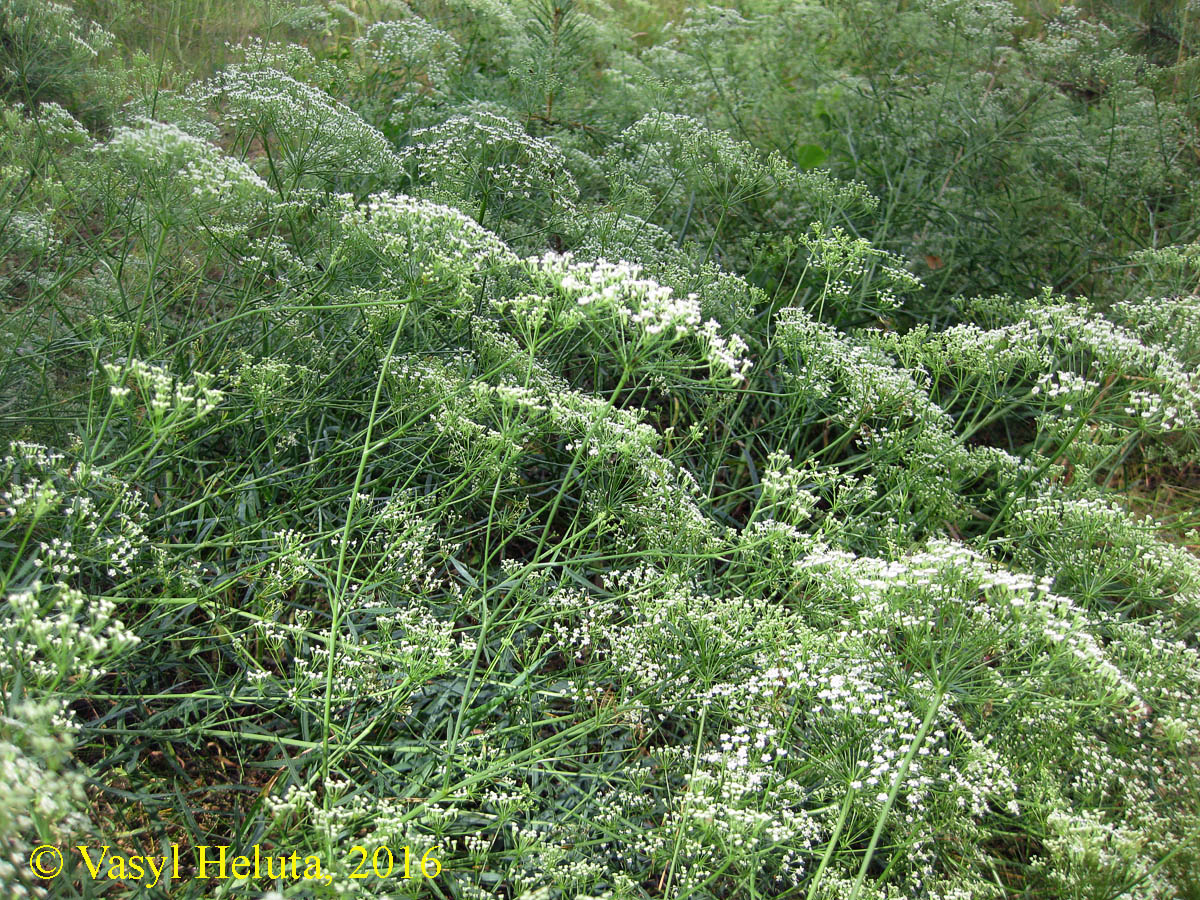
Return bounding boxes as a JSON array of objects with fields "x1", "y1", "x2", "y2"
[{"x1": 2, "y1": 0, "x2": 1199, "y2": 897}]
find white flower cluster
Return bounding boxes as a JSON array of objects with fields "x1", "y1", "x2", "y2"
[
  {"x1": 0, "y1": 476, "x2": 58, "y2": 523},
  {"x1": 397, "y1": 107, "x2": 579, "y2": 218},
  {"x1": 2, "y1": 442, "x2": 149, "y2": 581},
  {"x1": 257, "y1": 528, "x2": 316, "y2": 602},
  {"x1": 201, "y1": 66, "x2": 402, "y2": 186},
  {"x1": 527, "y1": 252, "x2": 700, "y2": 336},
  {"x1": 548, "y1": 566, "x2": 792, "y2": 715},
  {"x1": 1, "y1": 0, "x2": 115, "y2": 62},
  {"x1": 356, "y1": 18, "x2": 461, "y2": 82},
  {"x1": 381, "y1": 601, "x2": 463, "y2": 682},
  {"x1": 608, "y1": 452, "x2": 727, "y2": 555},
  {"x1": 103, "y1": 358, "x2": 225, "y2": 434},
  {"x1": 1121, "y1": 388, "x2": 1184, "y2": 429},
  {"x1": 1035, "y1": 809, "x2": 1161, "y2": 898},
  {"x1": 230, "y1": 356, "x2": 315, "y2": 417},
  {"x1": 773, "y1": 535, "x2": 1189, "y2": 884},
  {"x1": 66, "y1": 489, "x2": 146, "y2": 581},
  {"x1": 36, "y1": 536, "x2": 77, "y2": 578},
  {"x1": 1031, "y1": 369, "x2": 1101, "y2": 403},
  {"x1": 0, "y1": 698, "x2": 89, "y2": 848},
  {"x1": 1, "y1": 210, "x2": 59, "y2": 256},
  {"x1": 330, "y1": 493, "x2": 457, "y2": 606},
  {"x1": 336, "y1": 191, "x2": 517, "y2": 308},
  {"x1": 776, "y1": 307, "x2": 941, "y2": 424},
  {"x1": 3, "y1": 580, "x2": 140, "y2": 688},
  {"x1": 1117, "y1": 290, "x2": 1200, "y2": 360},
  {"x1": 1007, "y1": 492, "x2": 1200, "y2": 623},
  {"x1": 287, "y1": 627, "x2": 396, "y2": 708},
  {"x1": 353, "y1": 18, "x2": 461, "y2": 118},
  {"x1": 758, "y1": 451, "x2": 820, "y2": 524},
  {"x1": 799, "y1": 221, "x2": 922, "y2": 322},
  {"x1": 225, "y1": 35, "x2": 342, "y2": 85},
  {"x1": 395, "y1": 355, "x2": 723, "y2": 560},
  {"x1": 604, "y1": 110, "x2": 783, "y2": 209},
  {"x1": 899, "y1": 296, "x2": 1200, "y2": 460},
  {"x1": 775, "y1": 306, "x2": 977, "y2": 536},
  {"x1": 1032, "y1": 303, "x2": 1200, "y2": 439},
  {"x1": 104, "y1": 118, "x2": 272, "y2": 223},
  {"x1": 570, "y1": 210, "x2": 677, "y2": 268},
  {"x1": 3, "y1": 101, "x2": 90, "y2": 152},
  {"x1": 674, "y1": 742, "x2": 820, "y2": 889},
  {"x1": 263, "y1": 779, "x2": 452, "y2": 894},
  {"x1": 522, "y1": 251, "x2": 751, "y2": 381}
]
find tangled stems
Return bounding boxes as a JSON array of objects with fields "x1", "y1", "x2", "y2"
[
  {"x1": 320, "y1": 301, "x2": 410, "y2": 809},
  {"x1": 3, "y1": 3, "x2": 1200, "y2": 897}
]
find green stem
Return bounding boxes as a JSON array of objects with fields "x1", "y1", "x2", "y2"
[
  {"x1": 847, "y1": 686, "x2": 945, "y2": 900},
  {"x1": 320, "y1": 305, "x2": 408, "y2": 819},
  {"x1": 805, "y1": 785, "x2": 858, "y2": 900}
]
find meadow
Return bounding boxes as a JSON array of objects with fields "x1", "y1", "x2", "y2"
[{"x1": 2, "y1": 0, "x2": 1199, "y2": 897}]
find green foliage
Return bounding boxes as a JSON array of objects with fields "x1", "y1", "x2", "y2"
[
  {"x1": 2, "y1": 1, "x2": 1200, "y2": 899},
  {"x1": 0, "y1": 0, "x2": 119, "y2": 127},
  {"x1": 631, "y1": 0, "x2": 1200, "y2": 309}
]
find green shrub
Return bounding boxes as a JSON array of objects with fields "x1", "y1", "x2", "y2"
[{"x1": 2, "y1": 2, "x2": 1199, "y2": 899}]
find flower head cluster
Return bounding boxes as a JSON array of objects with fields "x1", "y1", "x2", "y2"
[
  {"x1": 521, "y1": 251, "x2": 751, "y2": 381},
  {"x1": 570, "y1": 210, "x2": 677, "y2": 266},
  {"x1": 103, "y1": 358, "x2": 225, "y2": 435},
  {"x1": 890, "y1": 294, "x2": 1200, "y2": 465},
  {"x1": 799, "y1": 221, "x2": 922, "y2": 324},
  {"x1": 3, "y1": 580, "x2": 140, "y2": 688},
  {"x1": 0, "y1": 0, "x2": 115, "y2": 65},
  {"x1": 103, "y1": 118, "x2": 272, "y2": 224},
  {"x1": 256, "y1": 529, "x2": 316, "y2": 603},
  {"x1": 353, "y1": 18, "x2": 461, "y2": 120},
  {"x1": 1, "y1": 210, "x2": 58, "y2": 256},
  {"x1": 604, "y1": 110, "x2": 785, "y2": 213},
  {"x1": 2, "y1": 441, "x2": 149, "y2": 583},
  {"x1": 1007, "y1": 492, "x2": 1200, "y2": 623},
  {"x1": 0, "y1": 698, "x2": 89, "y2": 843},
  {"x1": 1, "y1": 101, "x2": 90, "y2": 158},
  {"x1": 225, "y1": 35, "x2": 342, "y2": 85},
  {"x1": 201, "y1": 66, "x2": 401, "y2": 187},
  {"x1": 336, "y1": 191, "x2": 517, "y2": 309},
  {"x1": 398, "y1": 107, "x2": 578, "y2": 220}
]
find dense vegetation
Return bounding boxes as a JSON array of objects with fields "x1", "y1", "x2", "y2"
[{"x1": 3, "y1": 0, "x2": 1200, "y2": 897}]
